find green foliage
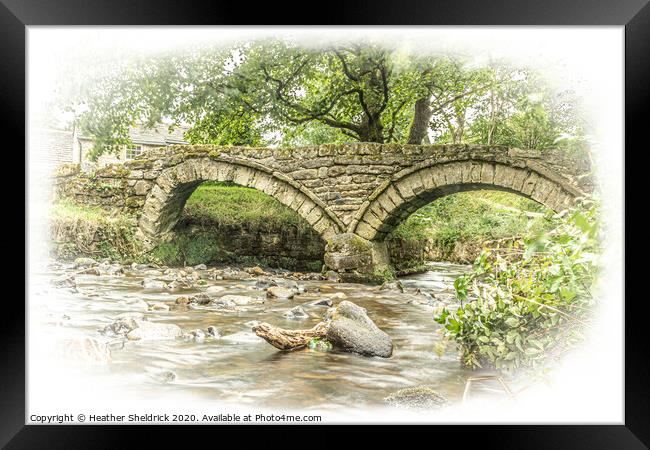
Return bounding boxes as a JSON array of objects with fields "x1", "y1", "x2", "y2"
[
  {"x1": 67, "y1": 39, "x2": 589, "y2": 158},
  {"x1": 389, "y1": 191, "x2": 552, "y2": 261},
  {"x1": 433, "y1": 200, "x2": 601, "y2": 372},
  {"x1": 183, "y1": 182, "x2": 314, "y2": 233},
  {"x1": 151, "y1": 233, "x2": 221, "y2": 266},
  {"x1": 50, "y1": 200, "x2": 142, "y2": 261}
]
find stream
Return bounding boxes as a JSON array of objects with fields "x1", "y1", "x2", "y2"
[{"x1": 29, "y1": 260, "x2": 515, "y2": 417}]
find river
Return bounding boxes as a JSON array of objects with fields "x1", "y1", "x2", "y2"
[{"x1": 29, "y1": 260, "x2": 517, "y2": 419}]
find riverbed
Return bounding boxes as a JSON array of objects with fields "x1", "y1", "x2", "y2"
[{"x1": 29, "y1": 260, "x2": 516, "y2": 417}]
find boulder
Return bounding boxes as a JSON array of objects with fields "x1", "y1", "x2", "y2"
[
  {"x1": 126, "y1": 320, "x2": 183, "y2": 341},
  {"x1": 193, "y1": 264, "x2": 207, "y2": 270},
  {"x1": 267, "y1": 286, "x2": 295, "y2": 299},
  {"x1": 384, "y1": 386, "x2": 449, "y2": 410},
  {"x1": 325, "y1": 301, "x2": 393, "y2": 358}
]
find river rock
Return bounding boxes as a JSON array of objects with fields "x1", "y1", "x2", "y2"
[
  {"x1": 148, "y1": 302, "x2": 170, "y2": 311},
  {"x1": 266, "y1": 286, "x2": 295, "y2": 299},
  {"x1": 384, "y1": 386, "x2": 449, "y2": 410},
  {"x1": 305, "y1": 298, "x2": 333, "y2": 307},
  {"x1": 283, "y1": 306, "x2": 309, "y2": 320},
  {"x1": 325, "y1": 301, "x2": 393, "y2": 358},
  {"x1": 218, "y1": 295, "x2": 259, "y2": 306},
  {"x1": 255, "y1": 279, "x2": 277, "y2": 289},
  {"x1": 329, "y1": 292, "x2": 347, "y2": 299},
  {"x1": 206, "y1": 326, "x2": 221, "y2": 338},
  {"x1": 154, "y1": 370, "x2": 177, "y2": 383},
  {"x1": 205, "y1": 285, "x2": 226, "y2": 294},
  {"x1": 193, "y1": 263, "x2": 207, "y2": 270},
  {"x1": 247, "y1": 266, "x2": 266, "y2": 276},
  {"x1": 324, "y1": 270, "x2": 341, "y2": 282},
  {"x1": 379, "y1": 280, "x2": 405, "y2": 293},
  {"x1": 182, "y1": 329, "x2": 206, "y2": 341},
  {"x1": 74, "y1": 257, "x2": 97, "y2": 269},
  {"x1": 212, "y1": 297, "x2": 236, "y2": 309},
  {"x1": 51, "y1": 274, "x2": 76, "y2": 290},
  {"x1": 141, "y1": 278, "x2": 167, "y2": 290},
  {"x1": 175, "y1": 296, "x2": 190, "y2": 306},
  {"x1": 189, "y1": 293, "x2": 211, "y2": 305},
  {"x1": 167, "y1": 279, "x2": 192, "y2": 291},
  {"x1": 126, "y1": 320, "x2": 183, "y2": 341},
  {"x1": 100, "y1": 316, "x2": 140, "y2": 336},
  {"x1": 60, "y1": 337, "x2": 111, "y2": 364},
  {"x1": 79, "y1": 267, "x2": 101, "y2": 275}
]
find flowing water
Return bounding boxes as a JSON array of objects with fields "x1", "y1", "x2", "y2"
[{"x1": 29, "y1": 261, "x2": 513, "y2": 416}]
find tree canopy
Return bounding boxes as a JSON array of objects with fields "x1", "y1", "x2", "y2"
[{"x1": 68, "y1": 38, "x2": 589, "y2": 160}]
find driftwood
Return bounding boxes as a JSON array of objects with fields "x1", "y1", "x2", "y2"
[{"x1": 252, "y1": 322, "x2": 328, "y2": 351}]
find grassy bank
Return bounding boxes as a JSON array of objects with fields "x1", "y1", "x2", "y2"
[
  {"x1": 50, "y1": 199, "x2": 143, "y2": 261},
  {"x1": 387, "y1": 191, "x2": 554, "y2": 267}
]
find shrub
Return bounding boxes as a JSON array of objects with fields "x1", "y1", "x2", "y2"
[{"x1": 434, "y1": 200, "x2": 601, "y2": 372}]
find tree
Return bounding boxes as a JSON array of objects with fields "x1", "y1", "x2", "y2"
[{"x1": 69, "y1": 39, "x2": 587, "y2": 159}]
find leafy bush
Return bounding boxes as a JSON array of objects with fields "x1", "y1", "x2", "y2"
[{"x1": 434, "y1": 200, "x2": 601, "y2": 372}]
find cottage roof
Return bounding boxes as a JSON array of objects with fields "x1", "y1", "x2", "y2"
[{"x1": 79, "y1": 123, "x2": 190, "y2": 146}]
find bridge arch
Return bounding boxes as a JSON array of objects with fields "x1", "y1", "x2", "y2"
[
  {"x1": 351, "y1": 159, "x2": 583, "y2": 242},
  {"x1": 138, "y1": 158, "x2": 343, "y2": 243}
]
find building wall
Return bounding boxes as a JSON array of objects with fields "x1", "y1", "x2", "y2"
[
  {"x1": 31, "y1": 128, "x2": 73, "y2": 169},
  {"x1": 77, "y1": 138, "x2": 161, "y2": 168}
]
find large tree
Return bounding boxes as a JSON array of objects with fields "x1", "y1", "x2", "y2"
[{"x1": 71, "y1": 38, "x2": 586, "y2": 159}]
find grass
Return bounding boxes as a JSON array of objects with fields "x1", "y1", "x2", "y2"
[
  {"x1": 183, "y1": 182, "x2": 314, "y2": 232},
  {"x1": 389, "y1": 191, "x2": 554, "y2": 258}
]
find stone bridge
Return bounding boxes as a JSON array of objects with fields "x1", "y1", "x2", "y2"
[{"x1": 53, "y1": 143, "x2": 592, "y2": 279}]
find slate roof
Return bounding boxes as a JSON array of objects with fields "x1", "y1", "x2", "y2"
[{"x1": 79, "y1": 123, "x2": 190, "y2": 146}]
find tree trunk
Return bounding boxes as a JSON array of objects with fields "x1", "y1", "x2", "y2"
[
  {"x1": 252, "y1": 322, "x2": 328, "y2": 351},
  {"x1": 407, "y1": 97, "x2": 433, "y2": 144}
]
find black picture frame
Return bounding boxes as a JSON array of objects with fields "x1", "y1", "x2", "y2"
[{"x1": 2, "y1": 0, "x2": 643, "y2": 447}]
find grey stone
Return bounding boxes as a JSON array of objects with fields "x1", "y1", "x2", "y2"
[
  {"x1": 266, "y1": 286, "x2": 295, "y2": 299},
  {"x1": 141, "y1": 278, "x2": 167, "y2": 290},
  {"x1": 126, "y1": 320, "x2": 183, "y2": 341},
  {"x1": 325, "y1": 301, "x2": 393, "y2": 358},
  {"x1": 283, "y1": 306, "x2": 310, "y2": 320},
  {"x1": 384, "y1": 386, "x2": 449, "y2": 410}
]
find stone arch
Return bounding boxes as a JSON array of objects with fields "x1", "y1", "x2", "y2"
[
  {"x1": 138, "y1": 157, "x2": 343, "y2": 244},
  {"x1": 352, "y1": 159, "x2": 584, "y2": 242}
]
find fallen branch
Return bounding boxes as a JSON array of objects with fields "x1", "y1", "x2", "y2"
[{"x1": 252, "y1": 322, "x2": 328, "y2": 351}]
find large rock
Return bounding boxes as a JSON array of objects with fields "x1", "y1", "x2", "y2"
[
  {"x1": 325, "y1": 301, "x2": 393, "y2": 358},
  {"x1": 384, "y1": 386, "x2": 449, "y2": 410},
  {"x1": 323, "y1": 233, "x2": 373, "y2": 272},
  {"x1": 266, "y1": 286, "x2": 295, "y2": 299},
  {"x1": 126, "y1": 320, "x2": 183, "y2": 341}
]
